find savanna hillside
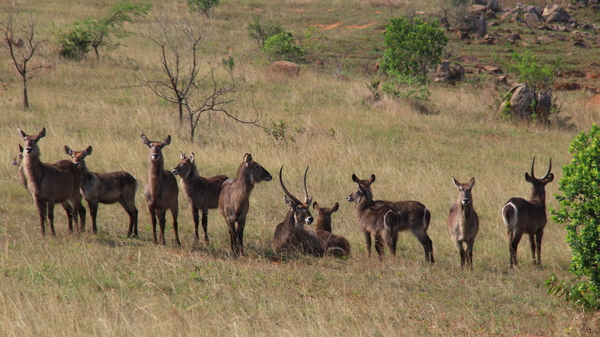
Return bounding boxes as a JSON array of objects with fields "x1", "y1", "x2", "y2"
[{"x1": 1, "y1": 0, "x2": 600, "y2": 335}]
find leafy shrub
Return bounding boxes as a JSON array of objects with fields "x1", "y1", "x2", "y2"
[
  {"x1": 188, "y1": 0, "x2": 220, "y2": 16},
  {"x1": 57, "y1": 25, "x2": 93, "y2": 60},
  {"x1": 262, "y1": 31, "x2": 305, "y2": 62},
  {"x1": 547, "y1": 124, "x2": 600, "y2": 309},
  {"x1": 507, "y1": 51, "x2": 559, "y2": 91},
  {"x1": 263, "y1": 120, "x2": 305, "y2": 145},
  {"x1": 247, "y1": 18, "x2": 284, "y2": 46}
]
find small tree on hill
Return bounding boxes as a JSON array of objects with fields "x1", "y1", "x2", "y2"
[
  {"x1": 188, "y1": 0, "x2": 220, "y2": 17},
  {"x1": 262, "y1": 31, "x2": 305, "y2": 63},
  {"x1": 247, "y1": 17, "x2": 283, "y2": 47},
  {"x1": 548, "y1": 124, "x2": 600, "y2": 309}
]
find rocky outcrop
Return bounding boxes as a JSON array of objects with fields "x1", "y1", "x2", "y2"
[
  {"x1": 270, "y1": 61, "x2": 300, "y2": 76},
  {"x1": 542, "y1": 5, "x2": 571, "y2": 23}
]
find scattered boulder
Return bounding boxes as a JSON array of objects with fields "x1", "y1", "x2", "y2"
[
  {"x1": 524, "y1": 13, "x2": 541, "y2": 28},
  {"x1": 270, "y1": 61, "x2": 300, "y2": 76},
  {"x1": 469, "y1": 5, "x2": 488, "y2": 16},
  {"x1": 434, "y1": 60, "x2": 465, "y2": 81},
  {"x1": 553, "y1": 82, "x2": 582, "y2": 91},
  {"x1": 535, "y1": 91, "x2": 552, "y2": 122},
  {"x1": 473, "y1": 15, "x2": 487, "y2": 37},
  {"x1": 486, "y1": 0, "x2": 499, "y2": 12},
  {"x1": 542, "y1": 5, "x2": 571, "y2": 23},
  {"x1": 509, "y1": 84, "x2": 536, "y2": 119}
]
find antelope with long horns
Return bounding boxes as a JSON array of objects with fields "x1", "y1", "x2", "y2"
[
  {"x1": 502, "y1": 158, "x2": 553, "y2": 267},
  {"x1": 348, "y1": 174, "x2": 434, "y2": 263},
  {"x1": 273, "y1": 167, "x2": 324, "y2": 257},
  {"x1": 172, "y1": 152, "x2": 228, "y2": 245},
  {"x1": 448, "y1": 177, "x2": 479, "y2": 269},
  {"x1": 218, "y1": 153, "x2": 272, "y2": 257},
  {"x1": 16, "y1": 127, "x2": 83, "y2": 235},
  {"x1": 313, "y1": 202, "x2": 351, "y2": 258},
  {"x1": 347, "y1": 174, "x2": 400, "y2": 260},
  {"x1": 141, "y1": 134, "x2": 179, "y2": 246},
  {"x1": 65, "y1": 146, "x2": 139, "y2": 237}
]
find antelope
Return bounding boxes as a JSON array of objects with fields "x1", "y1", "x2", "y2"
[
  {"x1": 349, "y1": 174, "x2": 434, "y2": 263},
  {"x1": 172, "y1": 152, "x2": 228, "y2": 245},
  {"x1": 347, "y1": 174, "x2": 400, "y2": 260},
  {"x1": 218, "y1": 153, "x2": 272, "y2": 257},
  {"x1": 447, "y1": 177, "x2": 479, "y2": 269},
  {"x1": 273, "y1": 167, "x2": 324, "y2": 257},
  {"x1": 141, "y1": 134, "x2": 179, "y2": 246},
  {"x1": 12, "y1": 144, "x2": 86, "y2": 229},
  {"x1": 65, "y1": 146, "x2": 139, "y2": 237},
  {"x1": 313, "y1": 202, "x2": 351, "y2": 258},
  {"x1": 16, "y1": 127, "x2": 83, "y2": 235},
  {"x1": 502, "y1": 158, "x2": 553, "y2": 267}
]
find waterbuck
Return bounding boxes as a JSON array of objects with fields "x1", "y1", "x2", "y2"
[
  {"x1": 447, "y1": 177, "x2": 479, "y2": 269},
  {"x1": 502, "y1": 158, "x2": 553, "y2": 267},
  {"x1": 172, "y1": 152, "x2": 228, "y2": 245},
  {"x1": 313, "y1": 202, "x2": 351, "y2": 258},
  {"x1": 65, "y1": 145, "x2": 139, "y2": 237},
  {"x1": 218, "y1": 153, "x2": 272, "y2": 257},
  {"x1": 349, "y1": 174, "x2": 434, "y2": 263},
  {"x1": 16, "y1": 127, "x2": 83, "y2": 235},
  {"x1": 141, "y1": 134, "x2": 179, "y2": 246},
  {"x1": 347, "y1": 174, "x2": 400, "y2": 260},
  {"x1": 273, "y1": 167, "x2": 324, "y2": 257},
  {"x1": 12, "y1": 144, "x2": 86, "y2": 229}
]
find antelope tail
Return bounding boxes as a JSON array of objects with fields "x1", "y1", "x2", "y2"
[
  {"x1": 423, "y1": 207, "x2": 431, "y2": 231},
  {"x1": 502, "y1": 202, "x2": 518, "y2": 230}
]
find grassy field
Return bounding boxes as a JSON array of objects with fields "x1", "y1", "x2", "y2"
[{"x1": 1, "y1": 0, "x2": 600, "y2": 335}]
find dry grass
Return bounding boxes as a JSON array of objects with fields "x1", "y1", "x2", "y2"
[{"x1": 1, "y1": 0, "x2": 600, "y2": 336}]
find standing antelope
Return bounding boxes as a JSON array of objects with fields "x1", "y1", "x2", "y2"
[
  {"x1": 65, "y1": 146, "x2": 139, "y2": 237},
  {"x1": 448, "y1": 177, "x2": 479, "y2": 269},
  {"x1": 347, "y1": 174, "x2": 400, "y2": 260},
  {"x1": 16, "y1": 127, "x2": 83, "y2": 235},
  {"x1": 12, "y1": 144, "x2": 86, "y2": 229},
  {"x1": 172, "y1": 152, "x2": 228, "y2": 245},
  {"x1": 218, "y1": 153, "x2": 272, "y2": 257},
  {"x1": 313, "y1": 202, "x2": 351, "y2": 257},
  {"x1": 349, "y1": 174, "x2": 434, "y2": 263},
  {"x1": 273, "y1": 167, "x2": 324, "y2": 257},
  {"x1": 141, "y1": 134, "x2": 180, "y2": 246},
  {"x1": 502, "y1": 158, "x2": 553, "y2": 267}
]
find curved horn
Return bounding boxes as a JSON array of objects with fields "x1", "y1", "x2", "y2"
[
  {"x1": 279, "y1": 166, "x2": 301, "y2": 205},
  {"x1": 303, "y1": 166, "x2": 310, "y2": 204},
  {"x1": 530, "y1": 157, "x2": 536, "y2": 179},
  {"x1": 541, "y1": 158, "x2": 552, "y2": 180}
]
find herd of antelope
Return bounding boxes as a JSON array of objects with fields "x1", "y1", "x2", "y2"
[{"x1": 12, "y1": 127, "x2": 555, "y2": 268}]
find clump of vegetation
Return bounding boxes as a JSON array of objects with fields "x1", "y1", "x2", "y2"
[
  {"x1": 188, "y1": 0, "x2": 220, "y2": 16},
  {"x1": 548, "y1": 124, "x2": 600, "y2": 309},
  {"x1": 262, "y1": 31, "x2": 305, "y2": 62},
  {"x1": 263, "y1": 120, "x2": 306, "y2": 145},
  {"x1": 57, "y1": 2, "x2": 151, "y2": 60},
  {"x1": 247, "y1": 17, "x2": 284, "y2": 47},
  {"x1": 507, "y1": 51, "x2": 558, "y2": 91}
]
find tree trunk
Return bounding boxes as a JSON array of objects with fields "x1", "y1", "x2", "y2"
[{"x1": 22, "y1": 78, "x2": 29, "y2": 110}]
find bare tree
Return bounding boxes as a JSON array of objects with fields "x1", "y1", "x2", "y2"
[
  {"x1": 0, "y1": 9, "x2": 49, "y2": 110},
  {"x1": 139, "y1": 12, "x2": 259, "y2": 142}
]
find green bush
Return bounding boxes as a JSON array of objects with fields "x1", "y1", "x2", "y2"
[
  {"x1": 261, "y1": 31, "x2": 305, "y2": 62},
  {"x1": 507, "y1": 51, "x2": 558, "y2": 91},
  {"x1": 57, "y1": 25, "x2": 93, "y2": 60},
  {"x1": 188, "y1": 0, "x2": 220, "y2": 15},
  {"x1": 247, "y1": 18, "x2": 284, "y2": 47},
  {"x1": 548, "y1": 124, "x2": 600, "y2": 309},
  {"x1": 380, "y1": 17, "x2": 447, "y2": 85}
]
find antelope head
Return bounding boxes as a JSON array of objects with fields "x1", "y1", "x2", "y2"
[
  {"x1": 244, "y1": 153, "x2": 272, "y2": 183},
  {"x1": 172, "y1": 152, "x2": 195, "y2": 177},
  {"x1": 525, "y1": 157, "x2": 553, "y2": 201},
  {"x1": 141, "y1": 134, "x2": 171, "y2": 162},
  {"x1": 17, "y1": 127, "x2": 46, "y2": 156},
  {"x1": 452, "y1": 177, "x2": 475, "y2": 207},
  {"x1": 64, "y1": 145, "x2": 93, "y2": 168},
  {"x1": 11, "y1": 145, "x2": 24, "y2": 166},
  {"x1": 347, "y1": 174, "x2": 376, "y2": 203},
  {"x1": 279, "y1": 166, "x2": 313, "y2": 228}
]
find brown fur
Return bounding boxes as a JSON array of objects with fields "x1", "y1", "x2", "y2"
[
  {"x1": 65, "y1": 145, "x2": 139, "y2": 237},
  {"x1": 447, "y1": 177, "x2": 479, "y2": 269},
  {"x1": 273, "y1": 167, "x2": 324, "y2": 257},
  {"x1": 173, "y1": 152, "x2": 228, "y2": 245},
  {"x1": 17, "y1": 127, "x2": 83, "y2": 236},
  {"x1": 141, "y1": 134, "x2": 179, "y2": 246},
  {"x1": 502, "y1": 158, "x2": 554, "y2": 267},
  {"x1": 313, "y1": 202, "x2": 351, "y2": 258},
  {"x1": 349, "y1": 174, "x2": 434, "y2": 263},
  {"x1": 218, "y1": 153, "x2": 272, "y2": 257},
  {"x1": 347, "y1": 174, "x2": 399, "y2": 260}
]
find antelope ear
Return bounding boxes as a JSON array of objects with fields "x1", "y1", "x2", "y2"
[
  {"x1": 525, "y1": 172, "x2": 534, "y2": 183},
  {"x1": 284, "y1": 195, "x2": 294, "y2": 207},
  {"x1": 163, "y1": 135, "x2": 172, "y2": 145},
  {"x1": 17, "y1": 127, "x2": 26, "y2": 139},
  {"x1": 38, "y1": 128, "x2": 46, "y2": 138},
  {"x1": 18, "y1": 144, "x2": 23, "y2": 152},
  {"x1": 243, "y1": 153, "x2": 253, "y2": 165},
  {"x1": 312, "y1": 202, "x2": 319, "y2": 211},
  {"x1": 369, "y1": 174, "x2": 376, "y2": 184},
  {"x1": 469, "y1": 177, "x2": 475, "y2": 187},
  {"x1": 352, "y1": 174, "x2": 359, "y2": 183},
  {"x1": 544, "y1": 173, "x2": 554, "y2": 183},
  {"x1": 180, "y1": 151, "x2": 185, "y2": 159},
  {"x1": 140, "y1": 134, "x2": 150, "y2": 147},
  {"x1": 452, "y1": 176, "x2": 459, "y2": 187},
  {"x1": 84, "y1": 146, "x2": 93, "y2": 155},
  {"x1": 189, "y1": 153, "x2": 195, "y2": 163},
  {"x1": 64, "y1": 146, "x2": 73, "y2": 156},
  {"x1": 331, "y1": 203, "x2": 339, "y2": 212}
]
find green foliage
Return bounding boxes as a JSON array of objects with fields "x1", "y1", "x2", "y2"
[
  {"x1": 57, "y1": 24, "x2": 93, "y2": 60},
  {"x1": 382, "y1": 75, "x2": 431, "y2": 101},
  {"x1": 188, "y1": 0, "x2": 220, "y2": 16},
  {"x1": 247, "y1": 17, "x2": 284, "y2": 46},
  {"x1": 262, "y1": 31, "x2": 305, "y2": 62},
  {"x1": 548, "y1": 124, "x2": 600, "y2": 309},
  {"x1": 380, "y1": 17, "x2": 448, "y2": 85},
  {"x1": 263, "y1": 120, "x2": 305, "y2": 145},
  {"x1": 507, "y1": 51, "x2": 559, "y2": 91}
]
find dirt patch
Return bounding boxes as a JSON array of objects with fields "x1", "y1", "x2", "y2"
[
  {"x1": 586, "y1": 94, "x2": 600, "y2": 105},
  {"x1": 344, "y1": 22, "x2": 378, "y2": 29},
  {"x1": 313, "y1": 22, "x2": 342, "y2": 30}
]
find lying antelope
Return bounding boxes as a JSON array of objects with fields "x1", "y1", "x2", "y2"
[
  {"x1": 347, "y1": 174, "x2": 400, "y2": 260},
  {"x1": 17, "y1": 127, "x2": 83, "y2": 235},
  {"x1": 502, "y1": 158, "x2": 553, "y2": 267},
  {"x1": 65, "y1": 146, "x2": 139, "y2": 237},
  {"x1": 447, "y1": 177, "x2": 479, "y2": 269},
  {"x1": 12, "y1": 144, "x2": 86, "y2": 230},
  {"x1": 172, "y1": 152, "x2": 228, "y2": 245},
  {"x1": 218, "y1": 153, "x2": 272, "y2": 256},
  {"x1": 313, "y1": 202, "x2": 351, "y2": 258},
  {"x1": 349, "y1": 174, "x2": 434, "y2": 263},
  {"x1": 141, "y1": 134, "x2": 179, "y2": 246},
  {"x1": 273, "y1": 167, "x2": 324, "y2": 257}
]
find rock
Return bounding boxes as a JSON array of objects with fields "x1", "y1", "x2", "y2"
[
  {"x1": 509, "y1": 84, "x2": 536, "y2": 118},
  {"x1": 486, "y1": 0, "x2": 499, "y2": 12},
  {"x1": 476, "y1": 64, "x2": 502, "y2": 73},
  {"x1": 535, "y1": 91, "x2": 552, "y2": 122},
  {"x1": 542, "y1": 5, "x2": 571, "y2": 23},
  {"x1": 435, "y1": 61, "x2": 465, "y2": 81},
  {"x1": 449, "y1": 64, "x2": 465, "y2": 79},
  {"x1": 473, "y1": 15, "x2": 487, "y2": 37},
  {"x1": 553, "y1": 82, "x2": 582, "y2": 91},
  {"x1": 524, "y1": 13, "x2": 541, "y2": 28},
  {"x1": 457, "y1": 30, "x2": 470, "y2": 39},
  {"x1": 469, "y1": 5, "x2": 488, "y2": 15},
  {"x1": 507, "y1": 33, "x2": 522, "y2": 42},
  {"x1": 458, "y1": 55, "x2": 479, "y2": 63},
  {"x1": 497, "y1": 75, "x2": 508, "y2": 85},
  {"x1": 270, "y1": 61, "x2": 300, "y2": 76}
]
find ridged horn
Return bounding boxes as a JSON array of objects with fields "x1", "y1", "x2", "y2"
[{"x1": 279, "y1": 166, "x2": 302, "y2": 205}]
